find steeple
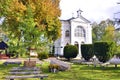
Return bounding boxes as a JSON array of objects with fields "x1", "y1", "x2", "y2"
[{"x1": 77, "y1": 9, "x2": 83, "y2": 17}]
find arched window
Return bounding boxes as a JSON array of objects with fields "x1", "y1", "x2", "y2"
[
  {"x1": 74, "y1": 26, "x2": 85, "y2": 37},
  {"x1": 65, "y1": 30, "x2": 70, "y2": 37}
]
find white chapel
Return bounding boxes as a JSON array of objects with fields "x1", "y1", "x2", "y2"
[{"x1": 54, "y1": 9, "x2": 92, "y2": 58}]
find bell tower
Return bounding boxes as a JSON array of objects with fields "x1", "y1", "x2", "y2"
[{"x1": 77, "y1": 9, "x2": 83, "y2": 17}]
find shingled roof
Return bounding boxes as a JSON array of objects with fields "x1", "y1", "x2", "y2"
[{"x1": 0, "y1": 41, "x2": 8, "y2": 49}]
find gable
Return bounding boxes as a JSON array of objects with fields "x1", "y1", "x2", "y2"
[
  {"x1": 61, "y1": 15, "x2": 90, "y2": 24},
  {"x1": 70, "y1": 16, "x2": 90, "y2": 23}
]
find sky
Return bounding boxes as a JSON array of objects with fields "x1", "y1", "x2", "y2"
[
  {"x1": 0, "y1": 17, "x2": 5, "y2": 25},
  {"x1": 60, "y1": 0, "x2": 120, "y2": 23}
]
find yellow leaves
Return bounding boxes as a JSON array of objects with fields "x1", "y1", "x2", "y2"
[
  {"x1": 1, "y1": 0, "x2": 61, "y2": 41},
  {"x1": 6, "y1": 0, "x2": 27, "y2": 22},
  {"x1": 102, "y1": 25, "x2": 115, "y2": 41},
  {"x1": 16, "y1": 17, "x2": 20, "y2": 21},
  {"x1": 40, "y1": 0, "x2": 61, "y2": 17},
  {"x1": 105, "y1": 25, "x2": 115, "y2": 37},
  {"x1": 105, "y1": 25, "x2": 115, "y2": 32},
  {"x1": 9, "y1": 0, "x2": 26, "y2": 13},
  {"x1": 30, "y1": 3, "x2": 35, "y2": 12}
]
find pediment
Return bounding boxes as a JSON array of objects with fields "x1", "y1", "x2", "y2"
[{"x1": 70, "y1": 16, "x2": 90, "y2": 23}]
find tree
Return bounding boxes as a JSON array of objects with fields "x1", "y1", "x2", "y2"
[
  {"x1": 0, "y1": 0, "x2": 61, "y2": 57},
  {"x1": 101, "y1": 24, "x2": 115, "y2": 41},
  {"x1": 92, "y1": 19, "x2": 119, "y2": 58},
  {"x1": 92, "y1": 22, "x2": 101, "y2": 42},
  {"x1": 92, "y1": 21, "x2": 106, "y2": 42},
  {"x1": 92, "y1": 19, "x2": 114, "y2": 42},
  {"x1": 94, "y1": 42, "x2": 116, "y2": 63},
  {"x1": 114, "y1": 31, "x2": 120, "y2": 45},
  {"x1": 114, "y1": 31, "x2": 120, "y2": 56}
]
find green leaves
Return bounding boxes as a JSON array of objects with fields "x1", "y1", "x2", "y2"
[
  {"x1": 0, "y1": 0, "x2": 61, "y2": 57},
  {"x1": 92, "y1": 19, "x2": 115, "y2": 42},
  {"x1": 101, "y1": 24, "x2": 115, "y2": 42}
]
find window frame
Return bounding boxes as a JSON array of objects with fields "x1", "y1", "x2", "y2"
[
  {"x1": 74, "y1": 26, "x2": 85, "y2": 37},
  {"x1": 65, "y1": 30, "x2": 70, "y2": 37}
]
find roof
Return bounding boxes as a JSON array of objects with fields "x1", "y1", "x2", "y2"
[
  {"x1": 0, "y1": 41, "x2": 8, "y2": 50},
  {"x1": 61, "y1": 15, "x2": 91, "y2": 23}
]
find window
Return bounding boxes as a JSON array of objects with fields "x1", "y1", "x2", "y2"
[
  {"x1": 74, "y1": 26, "x2": 85, "y2": 37},
  {"x1": 65, "y1": 30, "x2": 70, "y2": 37}
]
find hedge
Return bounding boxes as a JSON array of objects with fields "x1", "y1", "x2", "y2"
[
  {"x1": 81, "y1": 44, "x2": 94, "y2": 61},
  {"x1": 63, "y1": 45, "x2": 78, "y2": 61},
  {"x1": 94, "y1": 42, "x2": 115, "y2": 63}
]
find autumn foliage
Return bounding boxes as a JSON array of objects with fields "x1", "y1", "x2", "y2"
[
  {"x1": 0, "y1": 0, "x2": 61, "y2": 41},
  {"x1": 0, "y1": 0, "x2": 61, "y2": 56}
]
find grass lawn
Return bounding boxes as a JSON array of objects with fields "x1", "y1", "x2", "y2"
[{"x1": 0, "y1": 61, "x2": 120, "y2": 80}]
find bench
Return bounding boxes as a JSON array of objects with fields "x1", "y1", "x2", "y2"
[
  {"x1": 3, "y1": 61, "x2": 21, "y2": 66},
  {"x1": 6, "y1": 67, "x2": 48, "y2": 80}
]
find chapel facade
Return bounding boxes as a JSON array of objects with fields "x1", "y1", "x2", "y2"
[{"x1": 54, "y1": 9, "x2": 92, "y2": 58}]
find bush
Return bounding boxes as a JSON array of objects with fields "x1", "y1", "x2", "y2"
[
  {"x1": 114, "y1": 45, "x2": 120, "y2": 58},
  {"x1": 49, "y1": 53, "x2": 54, "y2": 57},
  {"x1": 63, "y1": 45, "x2": 78, "y2": 61},
  {"x1": 6, "y1": 53, "x2": 15, "y2": 58},
  {"x1": 81, "y1": 44, "x2": 94, "y2": 61},
  {"x1": 94, "y1": 42, "x2": 115, "y2": 63},
  {"x1": 48, "y1": 64, "x2": 60, "y2": 73},
  {"x1": 37, "y1": 51, "x2": 49, "y2": 60}
]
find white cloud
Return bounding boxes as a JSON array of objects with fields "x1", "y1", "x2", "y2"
[{"x1": 60, "y1": 0, "x2": 120, "y2": 22}]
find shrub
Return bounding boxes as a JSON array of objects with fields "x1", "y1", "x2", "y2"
[
  {"x1": 37, "y1": 51, "x2": 49, "y2": 60},
  {"x1": 94, "y1": 42, "x2": 115, "y2": 63},
  {"x1": 81, "y1": 44, "x2": 94, "y2": 61},
  {"x1": 63, "y1": 45, "x2": 78, "y2": 61},
  {"x1": 48, "y1": 64, "x2": 60, "y2": 73},
  {"x1": 49, "y1": 53, "x2": 54, "y2": 57},
  {"x1": 49, "y1": 64, "x2": 60, "y2": 69},
  {"x1": 114, "y1": 45, "x2": 120, "y2": 58}
]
